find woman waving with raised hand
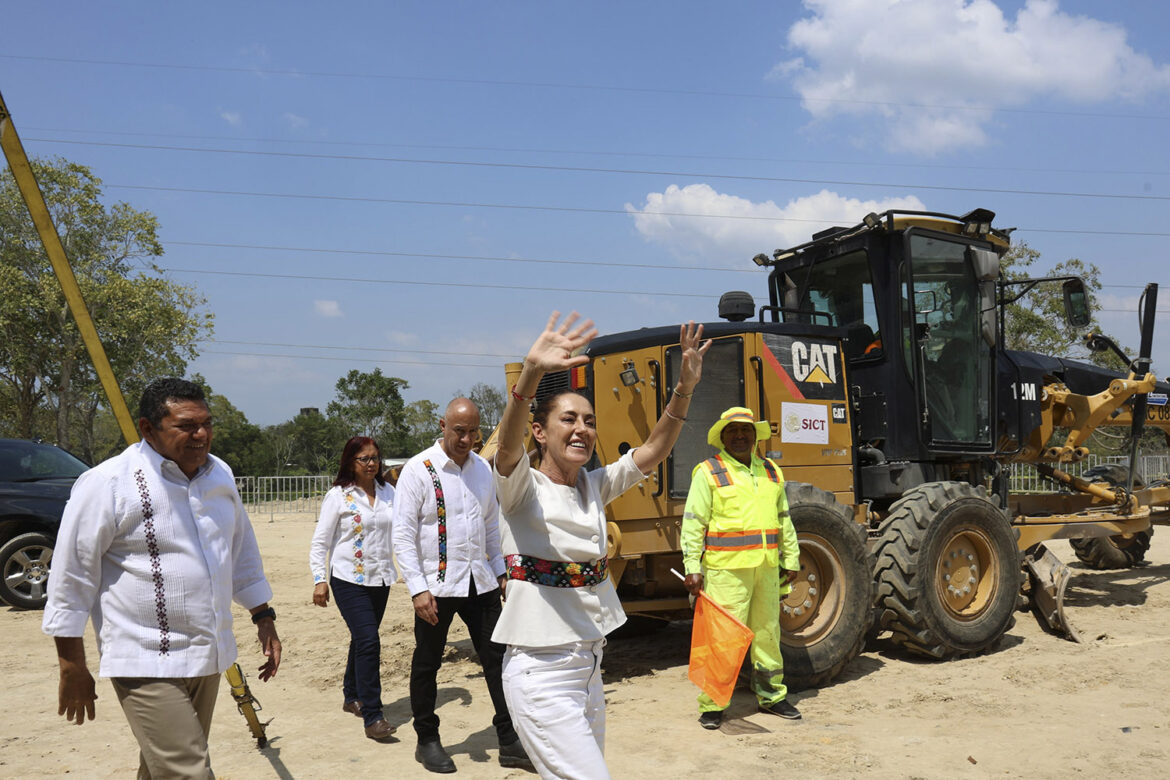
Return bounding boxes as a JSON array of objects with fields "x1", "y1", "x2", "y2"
[{"x1": 492, "y1": 311, "x2": 710, "y2": 780}]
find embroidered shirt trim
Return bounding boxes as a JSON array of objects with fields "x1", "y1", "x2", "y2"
[
  {"x1": 133, "y1": 469, "x2": 170, "y2": 655},
  {"x1": 422, "y1": 459, "x2": 448, "y2": 582}
]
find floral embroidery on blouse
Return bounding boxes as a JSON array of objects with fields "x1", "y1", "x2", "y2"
[{"x1": 344, "y1": 491, "x2": 366, "y2": 584}]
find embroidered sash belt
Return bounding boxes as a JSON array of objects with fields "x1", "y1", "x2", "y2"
[{"x1": 505, "y1": 553, "x2": 608, "y2": 588}]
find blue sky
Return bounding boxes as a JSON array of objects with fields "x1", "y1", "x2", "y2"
[{"x1": 4, "y1": 0, "x2": 1170, "y2": 425}]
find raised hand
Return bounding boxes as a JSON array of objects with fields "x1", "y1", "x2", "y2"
[
  {"x1": 525, "y1": 311, "x2": 598, "y2": 374},
  {"x1": 677, "y1": 321, "x2": 711, "y2": 391}
]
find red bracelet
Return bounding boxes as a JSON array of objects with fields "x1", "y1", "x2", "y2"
[{"x1": 511, "y1": 384, "x2": 536, "y2": 402}]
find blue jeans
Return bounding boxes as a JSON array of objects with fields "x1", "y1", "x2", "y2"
[{"x1": 331, "y1": 576, "x2": 391, "y2": 726}]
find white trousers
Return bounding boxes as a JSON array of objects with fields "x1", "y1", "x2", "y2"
[{"x1": 502, "y1": 640, "x2": 609, "y2": 780}]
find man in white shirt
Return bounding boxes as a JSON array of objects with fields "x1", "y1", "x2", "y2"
[
  {"x1": 392, "y1": 397, "x2": 529, "y2": 774},
  {"x1": 43, "y1": 378, "x2": 281, "y2": 779}
]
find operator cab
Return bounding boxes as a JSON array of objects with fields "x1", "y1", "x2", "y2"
[{"x1": 758, "y1": 210, "x2": 1009, "y2": 498}]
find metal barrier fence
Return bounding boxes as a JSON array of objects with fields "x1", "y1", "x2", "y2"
[
  {"x1": 235, "y1": 475, "x2": 332, "y2": 518},
  {"x1": 232, "y1": 453, "x2": 1170, "y2": 517},
  {"x1": 1008, "y1": 453, "x2": 1169, "y2": 494}
]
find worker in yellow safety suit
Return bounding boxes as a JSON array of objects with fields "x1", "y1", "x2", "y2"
[{"x1": 682, "y1": 407, "x2": 801, "y2": 730}]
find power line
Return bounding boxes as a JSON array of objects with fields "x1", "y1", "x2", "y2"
[
  {"x1": 166, "y1": 240, "x2": 762, "y2": 274},
  {"x1": 28, "y1": 137, "x2": 1170, "y2": 203},
  {"x1": 23, "y1": 125, "x2": 1170, "y2": 178},
  {"x1": 203, "y1": 350, "x2": 500, "y2": 369},
  {"x1": 4, "y1": 53, "x2": 1166, "y2": 121},
  {"x1": 100, "y1": 183, "x2": 1170, "y2": 229},
  {"x1": 165, "y1": 243, "x2": 1165, "y2": 291},
  {"x1": 212, "y1": 339, "x2": 518, "y2": 359},
  {"x1": 162, "y1": 267, "x2": 724, "y2": 299}
]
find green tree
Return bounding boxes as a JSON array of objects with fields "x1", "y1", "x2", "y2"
[
  {"x1": 464, "y1": 381, "x2": 506, "y2": 440},
  {"x1": 1001, "y1": 243, "x2": 1116, "y2": 365},
  {"x1": 0, "y1": 157, "x2": 211, "y2": 458},
  {"x1": 325, "y1": 368, "x2": 410, "y2": 455},
  {"x1": 264, "y1": 409, "x2": 348, "y2": 475},
  {"x1": 404, "y1": 398, "x2": 440, "y2": 453}
]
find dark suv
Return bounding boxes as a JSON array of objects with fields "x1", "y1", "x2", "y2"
[{"x1": 0, "y1": 439, "x2": 89, "y2": 609}]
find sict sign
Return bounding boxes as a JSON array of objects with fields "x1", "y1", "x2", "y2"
[{"x1": 781, "y1": 401, "x2": 829, "y2": 445}]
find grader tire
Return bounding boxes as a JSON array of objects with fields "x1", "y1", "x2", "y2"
[
  {"x1": 873, "y1": 482, "x2": 1020, "y2": 660},
  {"x1": 1069, "y1": 531, "x2": 1153, "y2": 570},
  {"x1": 1070, "y1": 466, "x2": 1152, "y2": 569},
  {"x1": 780, "y1": 482, "x2": 875, "y2": 690}
]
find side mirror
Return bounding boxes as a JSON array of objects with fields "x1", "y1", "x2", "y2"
[
  {"x1": 914, "y1": 289, "x2": 938, "y2": 315},
  {"x1": 1062, "y1": 278, "x2": 1091, "y2": 328}
]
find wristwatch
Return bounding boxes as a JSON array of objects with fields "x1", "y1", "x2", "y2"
[{"x1": 251, "y1": 606, "x2": 277, "y2": 624}]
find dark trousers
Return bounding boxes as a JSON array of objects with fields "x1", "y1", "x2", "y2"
[
  {"x1": 410, "y1": 579, "x2": 516, "y2": 745},
  {"x1": 331, "y1": 576, "x2": 390, "y2": 726}
]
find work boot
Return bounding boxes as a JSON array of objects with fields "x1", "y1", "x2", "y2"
[
  {"x1": 416, "y1": 739, "x2": 457, "y2": 774},
  {"x1": 364, "y1": 718, "x2": 397, "y2": 741},
  {"x1": 698, "y1": 710, "x2": 723, "y2": 730},
  {"x1": 498, "y1": 738, "x2": 533, "y2": 769},
  {"x1": 758, "y1": 699, "x2": 801, "y2": 720}
]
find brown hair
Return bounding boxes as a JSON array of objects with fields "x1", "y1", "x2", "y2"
[{"x1": 333, "y1": 436, "x2": 387, "y2": 487}]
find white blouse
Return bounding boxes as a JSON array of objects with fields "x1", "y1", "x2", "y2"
[
  {"x1": 492, "y1": 450, "x2": 646, "y2": 647},
  {"x1": 310, "y1": 482, "x2": 397, "y2": 587}
]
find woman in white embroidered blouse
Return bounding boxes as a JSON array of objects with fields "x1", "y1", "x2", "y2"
[
  {"x1": 493, "y1": 312, "x2": 709, "y2": 780},
  {"x1": 309, "y1": 436, "x2": 398, "y2": 741}
]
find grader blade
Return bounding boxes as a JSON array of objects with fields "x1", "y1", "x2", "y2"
[{"x1": 1023, "y1": 544, "x2": 1082, "y2": 643}]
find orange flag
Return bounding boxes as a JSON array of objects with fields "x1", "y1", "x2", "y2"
[{"x1": 688, "y1": 590, "x2": 754, "y2": 708}]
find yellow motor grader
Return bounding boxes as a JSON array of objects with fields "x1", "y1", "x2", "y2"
[{"x1": 499, "y1": 208, "x2": 1170, "y2": 689}]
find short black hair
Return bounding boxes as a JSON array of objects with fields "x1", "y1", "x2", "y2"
[{"x1": 138, "y1": 378, "x2": 206, "y2": 426}]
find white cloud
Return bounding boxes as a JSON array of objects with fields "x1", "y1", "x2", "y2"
[
  {"x1": 218, "y1": 109, "x2": 242, "y2": 126},
  {"x1": 283, "y1": 112, "x2": 308, "y2": 129},
  {"x1": 776, "y1": 0, "x2": 1170, "y2": 154},
  {"x1": 626, "y1": 184, "x2": 925, "y2": 263},
  {"x1": 385, "y1": 330, "x2": 419, "y2": 347},
  {"x1": 314, "y1": 300, "x2": 342, "y2": 318}
]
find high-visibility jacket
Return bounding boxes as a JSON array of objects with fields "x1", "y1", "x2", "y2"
[{"x1": 681, "y1": 451, "x2": 799, "y2": 573}]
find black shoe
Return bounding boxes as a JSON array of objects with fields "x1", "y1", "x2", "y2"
[
  {"x1": 759, "y1": 699, "x2": 801, "y2": 720},
  {"x1": 498, "y1": 738, "x2": 533, "y2": 769},
  {"x1": 698, "y1": 710, "x2": 723, "y2": 730},
  {"x1": 416, "y1": 740, "x2": 457, "y2": 774}
]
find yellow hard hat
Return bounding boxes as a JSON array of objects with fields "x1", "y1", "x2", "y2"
[{"x1": 707, "y1": 406, "x2": 771, "y2": 448}]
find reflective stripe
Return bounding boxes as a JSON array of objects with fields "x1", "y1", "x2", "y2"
[
  {"x1": 702, "y1": 456, "x2": 731, "y2": 488},
  {"x1": 761, "y1": 459, "x2": 781, "y2": 484},
  {"x1": 705, "y1": 528, "x2": 782, "y2": 551}
]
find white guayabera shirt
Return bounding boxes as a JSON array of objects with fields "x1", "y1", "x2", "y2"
[
  {"x1": 43, "y1": 441, "x2": 272, "y2": 678},
  {"x1": 392, "y1": 441, "x2": 505, "y2": 599}
]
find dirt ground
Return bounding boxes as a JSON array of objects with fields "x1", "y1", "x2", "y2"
[{"x1": 3, "y1": 515, "x2": 1168, "y2": 779}]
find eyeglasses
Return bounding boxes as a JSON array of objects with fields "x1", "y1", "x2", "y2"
[
  {"x1": 168, "y1": 419, "x2": 214, "y2": 434},
  {"x1": 354, "y1": 455, "x2": 380, "y2": 464}
]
